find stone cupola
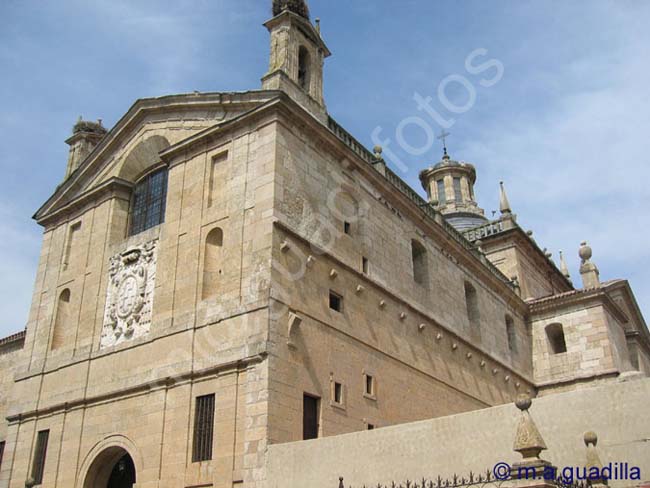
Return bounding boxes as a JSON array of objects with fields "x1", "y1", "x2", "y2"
[
  {"x1": 65, "y1": 117, "x2": 107, "y2": 178},
  {"x1": 262, "y1": 0, "x2": 331, "y2": 122},
  {"x1": 419, "y1": 150, "x2": 487, "y2": 231}
]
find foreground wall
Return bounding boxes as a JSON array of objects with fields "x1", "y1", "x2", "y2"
[{"x1": 267, "y1": 377, "x2": 650, "y2": 488}]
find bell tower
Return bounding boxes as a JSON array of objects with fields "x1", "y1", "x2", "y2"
[{"x1": 262, "y1": 0, "x2": 331, "y2": 121}]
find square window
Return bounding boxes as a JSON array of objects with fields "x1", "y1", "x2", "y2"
[
  {"x1": 344, "y1": 221, "x2": 351, "y2": 234},
  {"x1": 362, "y1": 256, "x2": 369, "y2": 275},
  {"x1": 367, "y1": 423, "x2": 375, "y2": 430},
  {"x1": 329, "y1": 291, "x2": 343, "y2": 312}
]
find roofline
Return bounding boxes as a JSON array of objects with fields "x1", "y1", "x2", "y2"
[
  {"x1": 33, "y1": 90, "x2": 282, "y2": 223},
  {"x1": 527, "y1": 287, "x2": 629, "y2": 324},
  {"x1": 0, "y1": 329, "x2": 26, "y2": 348},
  {"x1": 467, "y1": 221, "x2": 574, "y2": 291}
]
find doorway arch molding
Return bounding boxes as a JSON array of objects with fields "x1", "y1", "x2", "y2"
[{"x1": 77, "y1": 434, "x2": 143, "y2": 488}]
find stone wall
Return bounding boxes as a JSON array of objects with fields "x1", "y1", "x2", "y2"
[
  {"x1": 530, "y1": 297, "x2": 633, "y2": 388},
  {"x1": 272, "y1": 121, "x2": 530, "y2": 371},
  {"x1": 4, "y1": 102, "x2": 279, "y2": 488},
  {"x1": 264, "y1": 119, "x2": 536, "y2": 443},
  {"x1": 266, "y1": 377, "x2": 650, "y2": 488}
]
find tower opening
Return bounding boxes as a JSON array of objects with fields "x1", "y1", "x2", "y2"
[{"x1": 298, "y1": 46, "x2": 311, "y2": 91}]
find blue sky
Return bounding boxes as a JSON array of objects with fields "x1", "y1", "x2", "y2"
[{"x1": 0, "y1": 0, "x2": 649, "y2": 338}]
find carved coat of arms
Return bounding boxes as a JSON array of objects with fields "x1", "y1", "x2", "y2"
[{"x1": 100, "y1": 239, "x2": 158, "y2": 349}]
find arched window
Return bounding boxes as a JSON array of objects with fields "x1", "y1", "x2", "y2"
[
  {"x1": 505, "y1": 315, "x2": 517, "y2": 354},
  {"x1": 464, "y1": 282, "x2": 480, "y2": 329},
  {"x1": 546, "y1": 323, "x2": 567, "y2": 354},
  {"x1": 202, "y1": 228, "x2": 223, "y2": 299},
  {"x1": 129, "y1": 167, "x2": 168, "y2": 236},
  {"x1": 411, "y1": 240, "x2": 428, "y2": 286},
  {"x1": 298, "y1": 46, "x2": 311, "y2": 90},
  {"x1": 51, "y1": 288, "x2": 71, "y2": 350}
]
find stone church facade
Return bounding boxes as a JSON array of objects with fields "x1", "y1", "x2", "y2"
[{"x1": 1, "y1": 2, "x2": 649, "y2": 488}]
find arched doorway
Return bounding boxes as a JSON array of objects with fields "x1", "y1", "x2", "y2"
[{"x1": 82, "y1": 446, "x2": 137, "y2": 488}]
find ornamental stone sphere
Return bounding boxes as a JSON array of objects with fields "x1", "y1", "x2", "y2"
[
  {"x1": 515, "y1": 393, "x2": 532, "y2": 411},
  {"x1": 584, "y1": 431, "x2": 598, "y2": 446},
  {"x1": 579, "y1": 241, "x2": 592, "y2": 262}
]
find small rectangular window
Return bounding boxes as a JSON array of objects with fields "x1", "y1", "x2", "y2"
[
  {"x1": 367, "y1": 424, "x2": 375, "y2": 430},
  {"x1": 192, "y1": 394, "x2": 215, "y2": 462},
  {"x1": 333, "y1": 382, "x2": 343, "y2": 404},
  {"x1": 365, "y1": 374, "x2": 375, "y2": 396},
  {"x1": 0, "y1": 441, "x2": 5, "y2": 472},
  {"x1": 344, "y1": 221, "x2": 351, "y2": 235},
  {"x1": 303, "y1": 394, "x2": 320, "y2": 440},
  {"x1": 362, "y1": 257, "x2": 369, "y2": 275},
  {"x1": 31, "y1": 429, "x2": 49, "y2": 485},
  {"x1": 329, "y1": 291, "x2": 343, "y2": 312}
]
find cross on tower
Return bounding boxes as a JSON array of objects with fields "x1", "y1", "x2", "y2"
[{"x1": 437, "y1": 130, "x2": 451, "y2": 157}]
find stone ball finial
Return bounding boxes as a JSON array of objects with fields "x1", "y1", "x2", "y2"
[
  {"x1": 584, "y1": 431, "x2": 598, "y2": 446},
  {"x1": 515, "y1": 393, "x2": 532, "y2": 411},
  {"x1": 579, "y1": 241, "x2": 592, "y2": 263}
]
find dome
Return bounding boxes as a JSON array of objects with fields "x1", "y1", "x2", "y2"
[{"x1": 273, "y1": 0, "x2": 310, "y2": 20}]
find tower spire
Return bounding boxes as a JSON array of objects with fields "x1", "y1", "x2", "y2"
[
  {"x1": 559, "y1": 251, "x2": 571, "y2": 280},
  {"x1": 499, "y1": 181, "x2": 512, "y2": 215}
]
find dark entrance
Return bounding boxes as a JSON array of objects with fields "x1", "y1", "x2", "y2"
[
  {"x1": 106, "y1": 453, "x2": 136, "y2": 488},
  {"x1": 303, "y1": 394, "x2": 320, "y2": 440}
]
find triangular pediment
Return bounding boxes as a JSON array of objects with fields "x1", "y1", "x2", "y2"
[{"x1": 35, "y1": 90, "x2": 281, "y2": 226}]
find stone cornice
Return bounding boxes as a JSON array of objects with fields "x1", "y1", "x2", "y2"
[
  {"x1": 527, "y1": 287, "x2": 629, "y2": 324},
  {"x1": 535, "y1": 369, "x2": 619, "y2": 390},
  {"x1": 6, "y1": 352, "x2": 267, "y2": 425},
  {"x1": 36, "y1": 177, "x2": 133, "y2": 229}
]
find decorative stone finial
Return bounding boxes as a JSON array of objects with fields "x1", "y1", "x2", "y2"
[
  {"x1": 513, "y1": 394, "x2": 548, "y2": 464},
  {"x1": 559, "y1": 251, "x2": 571, "y2": 280},
  {"x1": 499, "y1": 181, "x2": 512, "y2": 215},
  {"x1": 515, "y1": 394, "x2": 532, "y2": 411},
  {"x1": 584, "y1": 431, "x2": 598, "y2": 447},
  {"x1": 579, "y1": 241, "x2": 600, "y2": 289},
  {"x1": 584, "y1": 431, "x2": 608, "y2": 485},
  {"x1": 579, "y1": 241, "x2": 592, "y2": 262},
  {"x1": 373, "y1": 145, "x2": 383, "y2": 160}
]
